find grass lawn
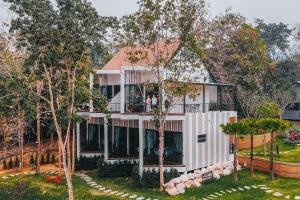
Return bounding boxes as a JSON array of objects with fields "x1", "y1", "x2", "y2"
[
  {"x1": 239, "y1": 137, "x2": 300, "y2": 163},
  {"x1": 87, "y1": 170, "x2": 300, "y2": 200},
  {"x1": 1, "y1": 170, "x2": 300, "y2": 199}
]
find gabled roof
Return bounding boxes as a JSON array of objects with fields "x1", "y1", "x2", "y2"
[{"x1": 101, "y1": 39, "x2": 180, "y2": 70}]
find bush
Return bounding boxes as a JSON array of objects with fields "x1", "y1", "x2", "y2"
[
  {"x1": 41, "y1": 154, "x2": 45, "y2": 165},
  {"x1": 15, "y1": 157, "x2": 19, "y2": 168},
  {"x1": 51, "y1": 153, "x2": 55, "y2": 164},
  {"x1": 30, "y1": 154, "x2": 35, "y2": 166},
  {"x1": 97, "y1": 157, "x2": 137, "y2": 178},
  {"x1": 46, "y1": 151, "x2": 50, "y2": 164},
  {"x1": 132, "y1": 167, "x2": 180, "y2": 188},
  {"x1": 8, "y1": 157, "x2": 14, "y2": 169},
  {"x1": 3, "y1": 160, "x2": 7, "y2": 170},
  {"x1": 77, "y1": 156, "x2": 103, "y2": 171}
]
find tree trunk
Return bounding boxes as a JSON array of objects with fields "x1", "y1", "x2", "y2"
[
  {"x1": 18, "y1": 106, "x2": 24, "y2": 171},
  {"x1": 250, "y1": 133, "x2": 254, "y2": 176},
  {"x1": 58, "y1": 140, "x2": 62, "y2": 175},
  {"x1": 159, "y1": 126, "x2": 165, "y2": 191},
  {"x1": 269, "y1": 131, "x2": 275, "y2": 181},
  {"x1": 233, "y1": 133, "x2": 238, "y2": 182},
  {"x1": 36, "y1": 80, "x2": 42, "y2": 175},
  {"x1": 72, "y1": 127, "x2": 75, "y2": 175}
]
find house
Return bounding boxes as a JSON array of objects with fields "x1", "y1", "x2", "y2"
[
  {"x1": 76, "y1": 40, "x2": 237, "y2": 176},
  {"x1": 282, "y1": 81, "x2": 300, "y2": 120}
]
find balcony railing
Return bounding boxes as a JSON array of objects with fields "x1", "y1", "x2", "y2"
[
  {"x1": 125, "y1": 103, "x2": 236, "y2": 114},
  {"x1": 108, "y1": 103, "x2": 121, "y2": 113}
]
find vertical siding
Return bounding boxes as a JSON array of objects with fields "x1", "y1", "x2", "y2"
[{"x1": 183, "y1": 111, "x2": 237, "y2": 171}]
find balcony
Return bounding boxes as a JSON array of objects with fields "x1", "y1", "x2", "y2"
[{"x1": 124, "y1": 103, "x2": 236, "y2": 114}]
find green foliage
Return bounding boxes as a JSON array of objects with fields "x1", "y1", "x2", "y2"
[
  {"x1": 8, "y1": 157, "x2": 13, "y2": 169},
  {"x1": 51, "y1": 153, "x2": 55, "y2": 164},
  {"x1": 132, "y1": 167, "x2": 180, "y2": 188},
  {"x1": 2, "y1": 160, "x2": 7, "y2": 170},
  {"x1": 14, "y1": 157, "x2": 19, "y2": 168},
  {"x1": 221, "y1": 122, "x2": 250, "y2": 136},
  {"x1": 255, "y1": 19, "x2": 292, "y2": 55},
  {"x1": 256, "y1": 118, "x2": 290, "y2": 133},
  {"x1": 97, "y1": 157, "x2": 137, "y2": 178},
  {"x1": 41, "y1": 154, "x2": 45, "y2": 165},
  {"x1": 257, "y1": 101, "x2": 282, "y2": 118},
  {"x1": 46, "y1": 151, "x2": 50, "y2": 164},
  {"x1": 77, "y1": 156, "x2": 103, "y2": 171}
]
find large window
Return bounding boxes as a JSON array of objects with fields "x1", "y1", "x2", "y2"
[
  {"x1": 80, "y1": 120, "x2": 105, "y2": 152},
  {"x1": 112, "y1": 126, "x2": 127, "y2": 157},
  {"x1": 129, "y1": 128, "x2": 139, "y2": 157},
  {"x1": 144, "y1": 129, "x2": 183, "y2": 165}
]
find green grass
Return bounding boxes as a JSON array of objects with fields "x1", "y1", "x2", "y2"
[
  {"x1": 239, "y1": 137, "x2": 300, "y2": 163},
  {"x1": 87, "y1": 170, "x2": 300, "y2": 200},
  {"x1": 1, "y1": 170, "x2": 300, "y2": 199},
  {"x1": 0, "y1": 174, "x2": 118, "y2": 200}
]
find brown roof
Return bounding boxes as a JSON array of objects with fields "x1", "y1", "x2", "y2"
[{"x1": 102, "y1": 39, "x2": 181, "y2": 70}]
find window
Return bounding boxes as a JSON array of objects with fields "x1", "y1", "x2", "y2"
[{"x1": 197, "y1": 134, "x2": 206, "y2": 143}]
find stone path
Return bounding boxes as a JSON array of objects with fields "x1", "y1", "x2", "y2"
[
  {"x1": 201, "y1": 184, "x2": 300, "y2": 200},
  {"x1": 76, "y1": 172, "x2": 158, "y2": 200}
]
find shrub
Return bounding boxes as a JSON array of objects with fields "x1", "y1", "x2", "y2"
[
  {"x1": 51, "y1": 153, "x2": 55, "y2": 164},
  {"x1": 46, "y1": 151, "x2": 50, "y2": 164},
  {"x1": 15, "y1": 157, "x2": 20, "y2": 168},
  {"x1": 77, "y1": 156, "x2": 103, "y2": 171},
  {"x1": 288, "y1": 130, "x2": 300, "y2": 141},
  {"x1": 132, "y1": 167, "x2": 180, "y2": 188},
  {"x1": 3, "y1": 160, "x2": 7, "y2": 170},
  {"x1": 41, "y1": 154, "x2": 45, "y2": 165},
  {"x1": 8, "y1": 157, "x2": 14, "y2": 169},
  {"x1": 97, "y1": 158, "x2": 137, "y2": 178},
  {"x1": 30, "y1": 154, "x2": 35, "y2": 166}
]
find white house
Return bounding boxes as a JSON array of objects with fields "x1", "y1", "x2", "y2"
[
  {"x1": 283, "y1": 81, "x2": 300, "y2": 120},
  {"x1": 76, "y1": 40, "x2": 237, "y2": 176}
]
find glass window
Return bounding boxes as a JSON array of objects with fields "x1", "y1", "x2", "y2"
[
  {"x1": 112, "y1": 126, "x2": 127, "y2": 157},
  {"x1": 129, "y1": 128, "x2": 139, "y2": 157},
  {"x1": 144, "y1": 129, "x2": 183, "y2": 165}
]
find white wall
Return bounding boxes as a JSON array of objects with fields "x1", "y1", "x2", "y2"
[{"x1": 183, "y1": 111, "x2": 236, "y2": 172}]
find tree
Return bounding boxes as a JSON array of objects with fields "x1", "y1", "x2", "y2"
[
  {"x1": 241, "y1": 118, "x2": 263, "y2": 176},
  {"x1": 221, "y1": 122, "x2": 250, "y2": 182},
  {"x1": 255, "y1": 19, "x2": 293, "y2": 59},
  {"x1": 4, "y1": 0, "x2": 112, "y2": 199},
  {"x1": 256, "y1": 118, "x2": 290, "y2": 180},
  {"x1": 119, "y1": 0, "x2": 207, "y2": 191}
]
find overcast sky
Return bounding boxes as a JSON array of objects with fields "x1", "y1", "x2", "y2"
[{"x1": 1, "y1": 0, "x2": 300, "y2": 26}]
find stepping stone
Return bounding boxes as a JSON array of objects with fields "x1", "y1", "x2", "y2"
[
  {"x1": 244, "y1": 186, "x2": 251, "y2": 190},
  {"x1": 2, "y1": 176, "x2": 8, "y2": 179},
  {"x1": 215, "y1": 192, "x2": 223, "y2": 196},
  {"x1": 261, "y1": 187, "x2": 270, "y2": 190},
  {"x1": 24, "y1": 172, "x2": 29, "y2": 175},
  {"x1": 104, "y1": 189, "x2": 112, "y2": 193},
  {"x1": 231, "y1": 188, "x2": 237, "y2": 192},
  {"x1": 226, "y1": 190, "x2": 232, "y2": 193},
  {"x1": 251, "y1": 185, "x2": 257, "y2": 188},
  {"x1": 266, "y1": 190, "x2": 274, "y2": 193},
  {"x1": 121, "y1": 193, "x2": 129, "y2": 197},
  {"x1": 285, "y1": 195, "x2": 290, "y2": 199},
  {"x1": 95, "y1": 185, "x2": 102, "y2": 188},
  {"x1": 116, "y1": 192, "x2": 124, "y2": 196},
  {"x1": 258, "y1": 185, "x2": 266, "y2": 187},
  {"x1": 110, "y1": 191, "x2": 118, "y2": 194},
  {"x1": 210, "y1": 194, "x2": 217, "y2": 198},
  {"x1": 202, "y1": 198, "x2": 209, "y2": 200},
  {"x1": 220, "y1": 191, "x2": 226, "y2": 194},
  {"x1": 129, "y1": 195, "x2": 138, "y2": 198},
  {"x1": 136, "y1": 197, "x2": 145, "y2": 200},
  {"x1": 273, "y1": 192, "x2": 283, "y2": 197},
  {"x1": 295, "y1": 196, "x2": 300, "y2": 200},
  {"x1": 238, "y1": 187, "x2": 244, "y2": 191}
]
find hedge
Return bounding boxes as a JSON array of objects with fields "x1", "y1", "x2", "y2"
[
  {"x1": 76, "y1": 156, "x2": 103, "y2": 170},
  {"x1": 132, "y1": 167, "x2": 180, "y2": 188},
  {"x1": 98, "y1": 158, "x2": 137, "y2": 178}
]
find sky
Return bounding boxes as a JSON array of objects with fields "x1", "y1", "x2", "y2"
[{"x1": 1, "y1": 0, "x2": 300, "y2": 26}]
